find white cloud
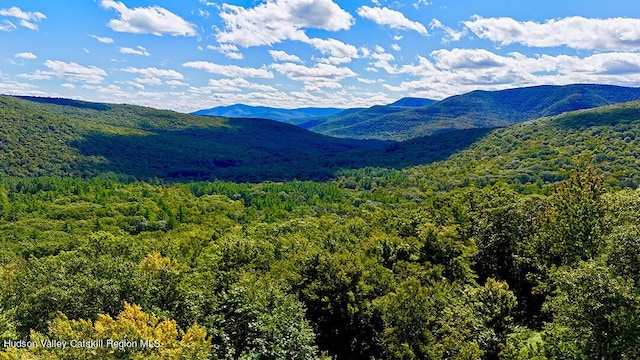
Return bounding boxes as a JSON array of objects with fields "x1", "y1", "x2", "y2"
[
  {"x1": 15, "y1": 52, "x2": 37, "y2": 60},
  {"x1": 119, "y1": 46, "x2": 150, "y2": 56},
  {"x1": 0, "y1": 6, "x2": 46, "y2": 30},
  {"x1": 91, "y1": 34, "x2": 114, "y2": 43},
  {"x1": 270, "y1": 62, "x2": 356, "y2": 90},
  {"x1": 464, "y1": 16, "x2": 640, "y2": 51},
  {"x1": 269, "y1": 50, "x2": 303, "y2": 63},
  {"x1": 61, "y1": 83, "x2": 76, "y2": 90},
  {"x1": 378, "y1": 48, "x2": 640, "y2": 100},
  {"x1": 100, "y1": 0, "x2": 196, "y2": 36},
  {"x1": 95, "y1": 84, "x2": 130, "y2": 98},
  {"x1": 207, "y1": 43, "x2": 244, "y2": 59},
  {"x1": 391, "y1": 44, "x2": 401, "y2": 51},
  {"x1": 306, "y1": 37, "x2": 359, "y2": 64},
  {"x1": 43, "y1": 60, "x2": 107, "y2": 83},
  {"x1": 122, "y1": 67, "x2": 183, "y2": 79},
  {"x1": 357, "y1": 6, "x2": 428, "y2": 35},
  {"x1": 135, "y1": 77, "x2": 162, "y2": 86},
  {"x1": 215, "y1": 1, "x2": 360, "y2": 63},
  {"x1": 166, "y1": 80, "x2": 188, "y2": 86},
  {"x1": 0, "y1": 20, "x2": 17, "y2": 31},
  {"x1": 205, "y1": 78, "x2": 277, "y2": 92},
  {"x1": 121, "y1": 67, "x2": 184, "y2": 85},
  {"x1": 430, "y1": 48, "x2": 506, "y2": 69},
  {"x1": 0, "y1": 80, "x2": 44, "y2": 95},
  {"x1": 367, "y1": 47, "x2": 396, "y2": 73},
  {"x1": 18, "y1": 72, "x2": 52, "y2": 80},
  {"x1": 430, "y1": 18, "x2": 466, "y2": 43},
  {"x1": 413, "y1": 0, "x2": 432, "y2": 9},
  {"x1": 128, "y1": 81, "x2": 146, "y2": 90},
  {"x1": 357, "y1": 77, "x2": 377, "y2": 84},
  {"x1": 216, "y1": 0, "x2": 354, "y2": 47},
  {"x1": 183, "y1": 61, "x2": 274, "y2": 78}
]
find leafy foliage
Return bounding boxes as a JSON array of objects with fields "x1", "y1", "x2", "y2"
[{"x1": 3, "y1": 90, "x2": 640, "y2": 359}]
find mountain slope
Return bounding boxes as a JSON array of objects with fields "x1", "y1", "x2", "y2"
[
  {"x1": 308, "y1": 84, "x2": 640, "y2": 140},
  {"x1": 0, "y1": 96, "x2": 390, "y2": 182},
  {"x1": 299, "y1": 105, "x2": 416, "y2": 131},
  {"x1": 405, "y1": 100, "x2": 640, "y2": 189},
  {"x1": 191, "y1": 104, "x2": 343, "y2": 124}
]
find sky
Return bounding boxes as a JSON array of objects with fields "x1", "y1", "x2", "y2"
[{"x1": 2, "y1": 1, "x2": 640, "y2": 112}]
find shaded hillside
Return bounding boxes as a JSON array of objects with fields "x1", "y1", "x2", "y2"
[
  {"x1": 309, "y1": 84, "x2": 640, "y2": 140},
  {"x1": 1, "y1": 95, "x2": 494, "y2": 182},
  {"x1": 299, "y1": 105, "x2": 418, "y2": 131},
  {"x1": 0, "y1": 95, "x2": 393, "y2": 182},
  {"x1": 192, "y1": 103, "x2": 343, "y2": 124}
]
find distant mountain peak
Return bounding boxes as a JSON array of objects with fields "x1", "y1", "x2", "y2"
[{"x1": 389, "y1": 97, "x2": 437, "y2": 107}]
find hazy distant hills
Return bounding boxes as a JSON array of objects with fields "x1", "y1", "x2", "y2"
[
  {"x1": 191, "y1": 104, "x2": 344, "y2": 125},
  {"x1": 303, "y1": 84, "x2": 640, "y2": 140},
  {"x1": 191, "y1": 96, "x2": 437, "y2": 126}
]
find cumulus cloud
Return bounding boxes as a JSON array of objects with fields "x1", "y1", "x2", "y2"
[
  {"x1": 100, "y1": 0, "x2": 196, "y2": 36},
  {"x1": 122, "y1": 67, "x2": 184, "y2": 79},
  {"x1": 270, "y1": 62, "x2": 356, "y2": 90},
  {"x1": 464, "y1": 16, "x2": 640, "y2": 51},
  {"x1": 215, "y1": 0, "x2": 357, "y2": 61},
  {"x1": 206, "y1": 78, "x2": 277, "y2": 92},
  {"x1": 377, "y1": 48, "x2": 640, "y2": 99},
  {"x1": 0, "y1": 80, "x2": 43, "y2": 95},
  {"x1": 217, "y1": 0, "x2": 354, "y2": 46},
  {"x1": 269, "y1": 50, "x2": 303, "y2": 63},
  {"x1": 357, "y1": 77, "x2": 377, "y2": 84},
  {"x1": 17, "y1": 72, "x2": 52, "y2": 80},
  {"x1": 15, "y1": 52, "x2": 37, "y2": 60},
  {"x1": 0, "y1": 6, "x2": 46, "y2": 31},
  {"x1": 119, "y1": 46, "x2": 150, "y2": 56},
  {"x1": 91, "y1": 34, "x2": 114, "y2": 43},
  {"x1": 430, "y1": 48, "x2": 506, "y2": 69},
  {"x1": 43, "y1": 60, "x2": 107, "y2": 83},
  {"x1": 357, "y1": 6, "x2": 428, "y2": 35},
  {"x1": 134, "y1": 77, "x2": 162, "y2": 86},
  {"x1": 430, "y1": 18, "x2": 466, "y2": 43},
  {"x1": 306, "y1": 37, "x2": 359, "y2": 64},
  {"x1": 166, "y1": 80, "x2": 188, "y2": 86},
  {"x1": 207, "y1": 43, "x2": 244, "y2": 59},
  {"x1": 183, "y1": 61, "x2": 274, "y2": 78}
]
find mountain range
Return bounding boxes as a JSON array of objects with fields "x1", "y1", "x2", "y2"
[
  {"x1": 195, "y1": 84, "x2": 640, "y2": 141},
  {"x1": 191, "y1": 104, "x2": 345, "y2": 125},
  {"x1": 4, "y1": 84, "x2": 640, "y2": 185}
]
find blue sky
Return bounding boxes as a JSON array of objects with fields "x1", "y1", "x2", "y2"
[{"x1": 2, "y1": 1, "x2": 640, "y2": 112}]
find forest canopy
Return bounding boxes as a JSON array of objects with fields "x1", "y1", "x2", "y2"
[{"x1": 2, "y1": 96, "x2": 640, "y2": 359}]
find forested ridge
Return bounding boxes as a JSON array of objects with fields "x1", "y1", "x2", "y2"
[
  {"x1": 298, "y1": 84, "x2": 640, "y2": 140},
  {"x1": 1, "y1": 95, "x2": 640, "y2": 359}
]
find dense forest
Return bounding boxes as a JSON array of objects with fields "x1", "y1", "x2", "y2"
[{"x1": 1, "y1": 94, "x2": 640, "y2": 359}]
